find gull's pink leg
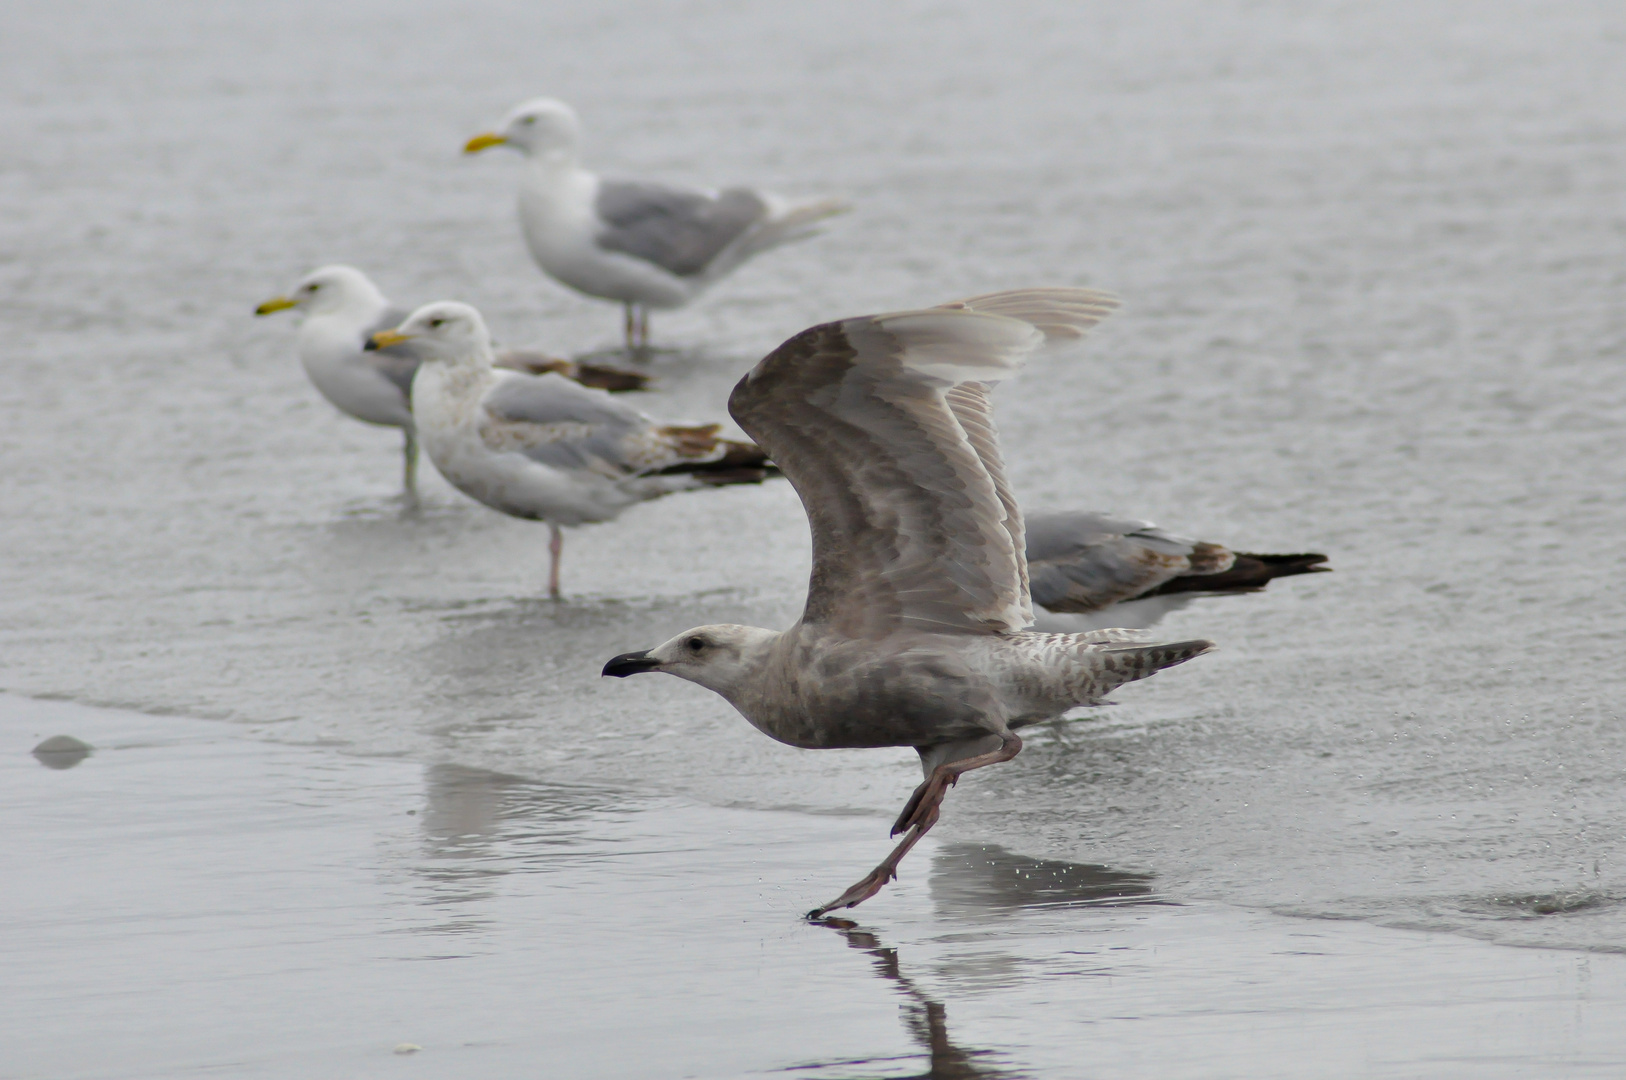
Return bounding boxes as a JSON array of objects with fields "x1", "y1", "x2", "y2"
[
  {"x1": 547, "y1": 523, "x2": 564, "y2": 600},
  {"x1": 809, "y1": 802, "x2": 940, "y2": 919},
  {"x1": 636, "y1": 306, "x2": 650, "y2": 348},
  {"x1": 809, "y1": 733, "x2": 1022, "y2": 918},
  {"x1": 891, "y1": 732, "x2": 1023, "y2": 836},
  {"x1": 623, "y1": 302, "x2": 637, "y2": 351}
]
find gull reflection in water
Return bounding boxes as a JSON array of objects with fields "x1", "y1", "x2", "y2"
[
  {"x1": 927, "y1": 843, "x2": 1160, "y2": 916},
  {"x1": 408, "y1": 763, "x2": 626, "y2": 935},
  {"x1": 810, "y1": 845, "x2": 1159, "y2": 1078},
  {"x1": 420, "y1": 763, "x2": 625, "y2": 857}
]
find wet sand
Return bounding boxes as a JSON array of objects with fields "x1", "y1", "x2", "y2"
[{"x1": 8, "y1": 694, "x2": 1625, "y2": 1079}]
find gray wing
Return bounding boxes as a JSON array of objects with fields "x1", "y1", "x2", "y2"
[
  {"x1": 945, "y1": 382, "x2": 1032, "y2": 627},
  {"x1": 1026, "y1": 510, "x2": 1233, "y2": 614},
  {"x1": 728, "y1": 288, "x2": 1119, "y2": 638},
  {"x1": 595, "y1": 179, "x2": 768, "y2": 277},
  {"x1": 361, "y1": 304, "x2": 419, "y2": 399},
  {"x1": 480, "y1": 371, "x2": 653, "y2": 473}
]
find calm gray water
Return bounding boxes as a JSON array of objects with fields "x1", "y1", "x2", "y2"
[{"x1": 4, "y1": 0, "x2": 1626, "y2": 1075}]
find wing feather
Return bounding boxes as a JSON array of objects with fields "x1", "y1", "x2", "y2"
[
  {"x1": 480, "y1": 372, "x2": 649, "y2": 473},
  {"x1": 944, "y1": 382, "x2": 1030, "y2": 627},
  {"x1": 481, "y1": 371, "x2": 739, "y2": 475},
  {"x1": 729, "y1": 288, "x2": 1117, "y2": 638},
  {"x1": 1024, "y1": 510, "x2": 1239, "y2": 614},
  {"x1": 937, "y1": 288, "x2": 1120, "y2": 339},
  {"x1": 595, "y1": 180, "x2": 768, "y2": 278}
]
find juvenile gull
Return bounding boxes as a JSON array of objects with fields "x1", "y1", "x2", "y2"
[
  {"x1": 1026, "y1": 510, "x2": 1329, "y2": 632},
  {"x1": 602, "y1": 288, "x2": 1215, "y2": 916},
  {"x1": 257, "y1": 266, "x2": 651, "y2": 500},
  {"x1": 367, "y1": 301, "x2": 774, "y2": 598},
  {"x1": 464, "y1": 98, "x2": 849, "y2": 351}
]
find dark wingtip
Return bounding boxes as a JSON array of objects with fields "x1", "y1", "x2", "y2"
[
  {"x1": 657, "y1": 438, "x2": 781, "y2": 486},
  {"x1": 1239, "y1": 552, "x2": 1332, "y2": 574},
  {"x1": 574, "y1": 361, "x2": 650, "y2": 393},
  {"x1": 1139, "y1": 552, "x2": 1331, "y2": 599}
]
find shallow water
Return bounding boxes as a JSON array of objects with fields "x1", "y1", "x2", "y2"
[
  {"x1": 3, "y1": 0, "x2": 1626, "y2": 1074},
  {"x1": 9, "y1": 696, "x2": 1626, "y2": 1079}
]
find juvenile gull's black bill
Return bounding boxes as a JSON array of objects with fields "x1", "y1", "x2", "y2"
[{"x1": 602, "y1": 650, "x2": 660, "y2": 677}]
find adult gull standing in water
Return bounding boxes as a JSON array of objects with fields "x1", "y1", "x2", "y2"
[
  {"x1": 464, "y1": 98, "x2": 849, "y2": 351},
  {"x1": 256, "y1": 265, "x2": 421, "y2": 499},
  {"x1": 257, "y1": 266, "x2": 649, "y2": 502},
  {"x1": 602, "y1": 288, "x2": 1215, "y2": 916},
  {"x1": 367, "y1": 301, "x2": 775, "y2": 598}
]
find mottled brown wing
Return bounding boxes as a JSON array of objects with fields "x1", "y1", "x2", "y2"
[
  {"x1": 728, "y1": 289, "x2": 1117, "y2": 639},
  {"x1": 943, "y1": 382, "x2": 1031, "y2": 627}
]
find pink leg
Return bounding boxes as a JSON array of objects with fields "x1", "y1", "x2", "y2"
[
  {"x1": 891, "y1": 732, "x2": 1023, "y2": 837},
  {"x1": 636, "y1": 306, "x2": 650, "y2": 348},
  {"x1": 547, "y1": 524, "x2": 564, "y2": 600},
  {"x1": 808, "y1": 733, "x2": 1022, "y2": 919},
  {"x1": 623, "y1": 303, "x2": 637, "y2": 351}
]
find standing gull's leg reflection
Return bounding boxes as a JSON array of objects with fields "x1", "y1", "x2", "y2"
[{"x1": 403, "y1": 764, "x2": 627, "y2": 937}]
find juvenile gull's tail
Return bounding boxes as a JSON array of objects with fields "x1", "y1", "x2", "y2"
[{"x1": 1071, "y1": 636, "x2": 1217, "y2": 703}]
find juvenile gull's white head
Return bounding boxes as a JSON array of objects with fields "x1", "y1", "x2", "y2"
[
  {"x1": 255, "y1": 264, "x2": 387, "y2": 319},
  {"x1": 463, "y1": 98, "x2": 581, "y2": 159},
  {"x1": 365, "y1": 301, "x2": 491, "y2": 365},
  {"x1": 601, "y1": 624, "x2": 779, "y2": 698}
]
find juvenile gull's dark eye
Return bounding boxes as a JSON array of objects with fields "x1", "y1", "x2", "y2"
[{"x1": 686, "y1": 637, "x2": 705, "y2": 652}]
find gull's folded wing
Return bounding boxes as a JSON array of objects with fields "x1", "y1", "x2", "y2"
[
  {"x1": 595, "y1": 180, "x2": 769, "y2": 278},
  {"x1": 480, "y1": 371, "x2": 652, "y2": 474},
  {"x1": 1025, "y1": 511, "x2": 1213, "y2": 614}
]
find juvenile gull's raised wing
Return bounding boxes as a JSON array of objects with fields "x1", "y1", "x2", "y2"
[
  {"x1": 595, "y1": 180, "x2": 768, "y2": 278},
  {"x1": 729, "y1": 288, "x2": 1118, "y2": 638}
]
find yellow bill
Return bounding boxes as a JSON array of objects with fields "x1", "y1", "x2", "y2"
[
  {"x1": 463, "y1": 132, "x2": 508, "y2": 154},
  {"x1": 367, "y1": 329, "x2": 414, "y2": 350},
  {"x1": 255, "y1": 296, "x2": 297, "y2": 316}
]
